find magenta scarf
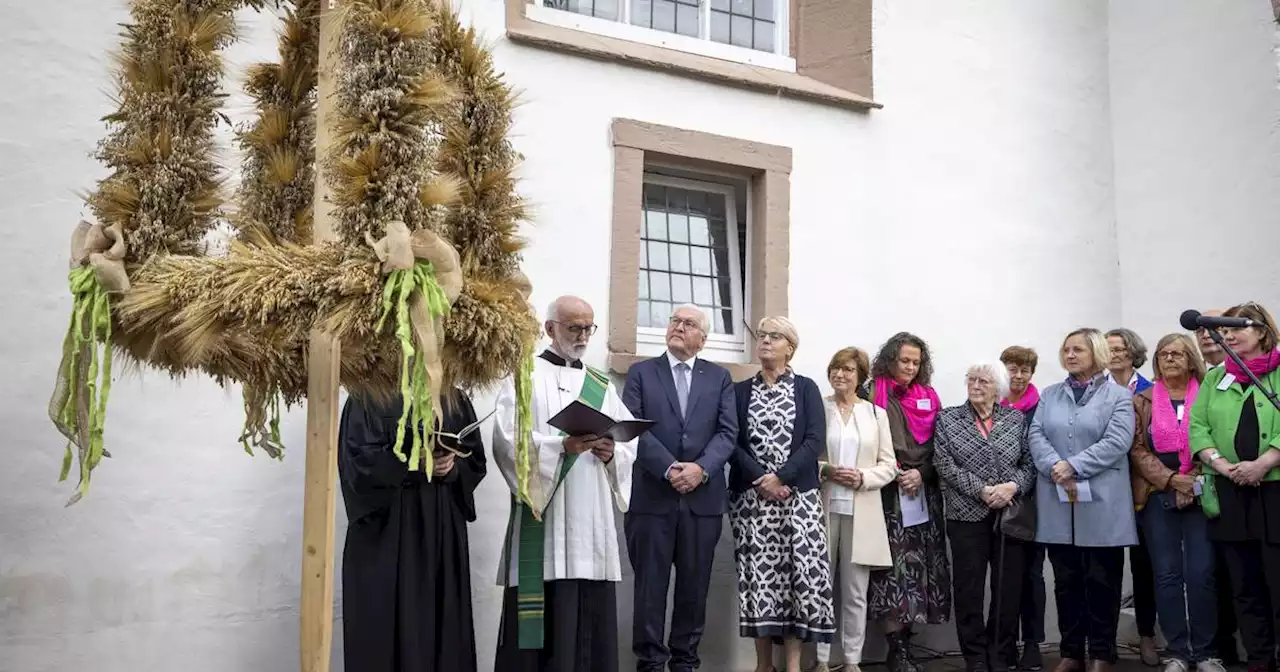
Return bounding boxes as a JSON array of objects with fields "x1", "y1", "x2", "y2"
[
  {"x1": 1151, "y1": 378, "x2": 1199, "y2": 475},
  {"x1": 1001, "y1": 384, "x2": 1040, "y2": 413},
  {"x1": 1224, "y1": 349, "x2": 1280, "y2": 383},
  {"x1": 874, "y1": 376, "x2": 941, "y2": 444}
]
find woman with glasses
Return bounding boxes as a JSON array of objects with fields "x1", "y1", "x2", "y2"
[
  {"x1": 1130, "y1": 334, "x2": 1223, "y2": 672},
  {"x1": 934, "y1": 362, "x2": 1036, "y2": 672},
  {"x1": 729, "y1": 316, "x2": 833, "y2": 672},
  {"x1": 1190, "y1": 302, "x2": 1280, "y2": 672},
  {"x1": 866, "y1": 332, "x2": 952, "y2": 672},
  {"x1": 338, "y1": 388, "x2": 488, "y2": 672},
  {"x1": 814, "y1": 347, "x2": 898, "y2": 672}
]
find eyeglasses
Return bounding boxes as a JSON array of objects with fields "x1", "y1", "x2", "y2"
[
  {"x1": 552, "y1": 321, "x2": 597, "y2": 336},
  {"x1": 1157, "y1": 350, "x2": 1188, "y2": 361},
  {"x1": 758, "y1": 331, "x2": 789, "y2": 342},
  {"x1": 830, "y1": 365, "x2": 859, "y2": 376},
  {"x1": 966, "y1": 376, "x2": 994, "y2": 387},
  {"x1": 668, "y1": 317, "x2": 704, "y2": 332}
]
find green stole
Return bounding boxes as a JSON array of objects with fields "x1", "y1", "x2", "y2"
[{"x1": 514, "y1": 363, "x2": 610, "y2": 649}]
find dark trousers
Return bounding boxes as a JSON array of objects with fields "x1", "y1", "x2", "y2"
[
  {"x1": 1215, "y1": 543, "x2": 1242, "y2": 662},
  {"x1": 1220, "y1": 540, "x2": 1280, "y2": 668},
  {"x1": 949, "y1": 515, "x2": 1026, "y2": 671},
  {"x1": 1047, "y1": 544, "x2": 1125, "y2": 663},
  {"x1": 1141, "y1": 493, "x2": 1218, "y2": 663},
  {"x1": 496, "y1": 580, "x2": 619, "y2": 672},
  {"x1": 1020, "y1": 542, "x2": 1047, "y2": 645},
  {"x1": 625, "y1": 505, "x2": 724, "y2": 672},
  {"x1": 1129, "y1": 523, "x2": 1158, "y2": 639}
]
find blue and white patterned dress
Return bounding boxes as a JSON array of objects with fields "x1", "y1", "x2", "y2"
[{"x1": 729, "y1": 372, "x2": 835, "y2": 643}]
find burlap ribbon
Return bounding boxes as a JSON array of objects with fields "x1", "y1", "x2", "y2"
[
  {"x1": 69, "y1": 220, "x2": 130, "y2": 293},
  {"x1": 368, "y1": 221, "x2": 462, "y2": 465}
]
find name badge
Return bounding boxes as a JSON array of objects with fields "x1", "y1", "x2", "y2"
[
  {"x1": 916, "y1": 398, "x2": 932, "y2": 411},
  {"x1": 1194, "y1": 478, "x2": 1204, "y2": 496},
  {"x1": 1176, "y1": 405, "x2": 1185, "y2": 422},
  {"x1": 1217, "y1": 374, "x2": 1235, "y2": 391}
]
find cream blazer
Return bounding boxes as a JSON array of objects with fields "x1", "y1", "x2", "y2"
[{"x1": 819, "y1": 398, "x2": 897, "y2": 568}]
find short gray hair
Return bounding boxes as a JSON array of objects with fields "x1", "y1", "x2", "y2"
[
  {"x1": 672, "y1": 304, "x2": 710, "y2": 332},
  {"x1": 966, "y1": 362, "x2": 1011, "y2": 400},
  {"x1": 1105, "y1": 328, "x2": 1148, "y2": 369}
]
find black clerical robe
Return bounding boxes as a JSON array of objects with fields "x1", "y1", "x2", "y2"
[{"x1": 338, "y1": 390, "x2": 486, "y2": 672}]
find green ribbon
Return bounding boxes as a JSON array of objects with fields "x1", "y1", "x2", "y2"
[{"x1": 53, "y1": 266, "x2": 115, "y2": 505}]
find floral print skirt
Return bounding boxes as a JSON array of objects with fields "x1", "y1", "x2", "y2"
[{"x1": 867, "y1": 481, "x2": 952, "y2": 625}]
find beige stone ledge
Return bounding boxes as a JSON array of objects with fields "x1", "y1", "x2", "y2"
[{"x1": 505, "y1": 7, "x2": 881, "y2": 112}]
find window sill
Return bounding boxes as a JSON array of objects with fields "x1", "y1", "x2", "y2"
[
  {"x1": 505, "y1": 2, "x2": 881, "y2": 111},
  {"x1": 608, "y1": 352, "x2": 761, "y2": 382}
]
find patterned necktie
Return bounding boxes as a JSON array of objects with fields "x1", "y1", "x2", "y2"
[{"x1": 675, "y1": 362, "x2": 690, "y2": 418}]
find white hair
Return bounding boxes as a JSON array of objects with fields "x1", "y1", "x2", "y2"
[
  {"x1": 966, "y1": 361, "x2": 1011, "y2": 400},
  {"x1": 672, "y1": 303, "x2": 710, "y2": 332},
  {"x1": 544, "y1": 300, "x2": 558, "y2": 322}
]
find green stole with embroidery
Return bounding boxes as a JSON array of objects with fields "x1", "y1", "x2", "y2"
[{"x1": 514, "y1": 363, "x2": 610, "y2": 649}]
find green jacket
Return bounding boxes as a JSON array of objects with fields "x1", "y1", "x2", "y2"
[{"x1": 1190, "y1": 365, "x2": 1280, "y2": 481}]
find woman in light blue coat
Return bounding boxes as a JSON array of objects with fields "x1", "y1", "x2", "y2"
[{"x1": 1029, "y1": 327, "x2": 1137, "y2": 672}]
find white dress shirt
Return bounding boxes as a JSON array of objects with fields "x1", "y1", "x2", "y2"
[{"x1": 824, "y1": 399, "x2": 872, "y2": 516}]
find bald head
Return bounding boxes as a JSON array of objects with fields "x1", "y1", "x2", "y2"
[{"x1": 544, "y1": 295, "x2": 595, "y2": 362}]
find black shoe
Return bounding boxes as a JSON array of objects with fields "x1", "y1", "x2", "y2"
[
  {"x1": 1019, "y1": 644, "x2": 1043, "y2": 671},
  {"x1": 901, "y1": 631, "x2": 924, "y2": 672}
]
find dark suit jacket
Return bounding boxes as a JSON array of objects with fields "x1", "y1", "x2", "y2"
[
  {"x1": 622, "y1": 355, "x2": 739, "y2": 516},
  {"x1": 728, "y1": 373, "x2": 826, "y2": 493}
]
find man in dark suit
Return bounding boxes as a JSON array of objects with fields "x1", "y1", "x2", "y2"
[{"x1": 622, "y1": 304, "x2": 739, "y2": 672}]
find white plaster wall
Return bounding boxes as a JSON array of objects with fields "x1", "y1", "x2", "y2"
[
  {"x1": 0, "y1": 0, "x2": 1272, "y2": 671},
  {"x1": 1110, "y1": 0, "x2": 1280, "y2": 347}
]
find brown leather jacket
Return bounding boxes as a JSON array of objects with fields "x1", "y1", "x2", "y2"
[{"x1": 1130, "y1": 388, "x2": 1177, "y2": 511}]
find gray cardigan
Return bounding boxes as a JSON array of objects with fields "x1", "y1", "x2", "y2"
[{"x1": 1028, "y1": 375, "x2": 1137, "y2": 547}]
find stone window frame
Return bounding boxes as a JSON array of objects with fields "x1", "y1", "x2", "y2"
[
  {"x1": 503, "y1": 0, "x2": 881, "y2": 111},
  {"x1": 606, "y1": 118, "x2": 791, "y2": 381}
]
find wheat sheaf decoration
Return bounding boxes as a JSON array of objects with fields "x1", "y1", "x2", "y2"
[{"x1": 50, "y1": 0, "x2": 542, "y2": 507}]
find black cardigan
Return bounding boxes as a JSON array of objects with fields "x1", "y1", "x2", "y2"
[{"x1": 728, "y1": 373, "x2": 827, "y2": 493}]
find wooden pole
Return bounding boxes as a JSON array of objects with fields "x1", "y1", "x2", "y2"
[{"x1": 300, "y1": 3, "x2": 341, "y2": 672}]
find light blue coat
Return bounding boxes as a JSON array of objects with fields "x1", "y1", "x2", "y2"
[{"x1": 1029, "y1": 375, "x2": 1137, "y2": 547}]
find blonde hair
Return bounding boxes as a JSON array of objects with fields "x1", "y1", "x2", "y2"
[
  {"x1": 1151, "y1": 333, "x2": 1206, "y2": 383},
  {"x1": 757, "y1": 316, "x2": 799, "y2": 361},
  {"x1": 1059, "y1": 327, "x2": 1110, "y2": 376},
  {"x1": 828, "y1": 347, "x2": 871, "y2": 389}
]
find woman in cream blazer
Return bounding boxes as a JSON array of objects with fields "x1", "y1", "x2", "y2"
[{"x1": 816, "y1": 347, "x2": 898, "y2": 672}]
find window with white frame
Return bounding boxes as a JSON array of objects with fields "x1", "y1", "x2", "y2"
[
  {"x1": 528, "y1": 0, "x2": 794, "y2": 71},
  {"x1": 635, "y1": 172, "x2": 750, "y2": 362}
]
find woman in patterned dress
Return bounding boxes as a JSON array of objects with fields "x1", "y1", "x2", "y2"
[
  {"x1": 867, "y1": 332, "x2": 953, "y2": 672},
  {"x1": 729, "y1": 316, "x2": 834, "y2": 672}
]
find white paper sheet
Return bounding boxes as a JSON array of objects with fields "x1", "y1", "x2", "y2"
[
  {"x1": 1056, "y1": 479, "x2": 1093, "y2": 503},
  {"x1": 900, "y1": 490, "x2": 929, "y2": 527}
]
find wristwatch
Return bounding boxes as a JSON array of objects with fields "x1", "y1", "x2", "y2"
[{"x1": 1208, "y1": 450, "x2": 1224, "y2": 462}]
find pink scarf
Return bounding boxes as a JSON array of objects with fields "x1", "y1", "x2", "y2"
[
  {"x1": 874, "y1": 376, "x2": 941, "y2": 444},
  {"x1": 1001, "y1": 383, "x2": 1040, "y2": 413},
  {"x1": 1224, "y1": 349, "x2": 1280, "y2": 383},
  {"x1": 1151, "y1": 378, "x2": 1199, "y2": 475}
]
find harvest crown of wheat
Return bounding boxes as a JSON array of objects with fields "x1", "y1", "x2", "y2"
[{"x1": 50, "y1": 0, "x2": 540, "y2": 510}]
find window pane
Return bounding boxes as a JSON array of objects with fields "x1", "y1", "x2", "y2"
[
  {"x1": 669, "y1": 244, "x2": 690, "y2": 273},
  {"x1": 676, "y1": 1, "x2": 699, "y2": 36},
  {"x1": 652, "y1": 0, "x2": 676, "y2": 32},
  {"x1": 668, "y1": 211, "x2": 689, "y2": 243},
  {"x1": 710, "y1": 10, "x2": 730, "y2": 43},
  {"x1": 648, "y1": 241, "x2": 669, "y2": 270},
  {"x1": 594, "y1": 0, "x2": 619, "y2": 20},
  {"x1": 689, "y1": 216, "x2": 709, "y2": 246},
  {"x1": 692, "y1": 276, "x2": 713, "y2": 305},
  {"x1": 671, "y1": 275, "x2": 692, "y2": 303},
  {"x1": 708, "y1": 219, "x2": 729, "y2": 250},
  {"x1": 686, "y1": 190, "x2": 707, "y2": 216},
  {"x1": 637, "y1": 300, "x2": 650, "y2": 328},
  {"x1": 644, "y1": 181, "x2": 665, "y2": 208},
  {"x1": 711, "y1": 0, "x2": 729, "y2": 9},
  {"x1": 707, "y1": 192, "x2": 727, "y2": 219},
  {"x1": 645, "y1": 209, "x2": 668, "y2": 241},
  {"x1": 650, "y1": 271, "x2": 671, "y2": 300},
  {"x1": 718, "y1": 308, "x2": 734, "y2": 335},
  {"x1": 711, "y1": 246, "x2": 730, "y2": 278},
  {"x1": 650, "y1": 301, "x2": 671, "y2": 328},
  {"x1": 730, "y1": 14, "x2": 752, "y2": 47},
  {"x1": 714, "y1": 276, "x2": 732, "y2": 307},
  {"x1": 690, "y1": 245, "x2": 711, "y2": 275},
  {"x1": 731, "y1": 0, "x2": 750, "y2": 13},
  {"x1": 753, "y1": 0, "x2": 773, "y2": 19},
  {"x1": 631, "y1": 0, "x2": 652, "y2": 25},
  {"x1": 640, "y1": 241, "x2": 648, "y2": 268},
  {"x1": 753, "y1": 19, "x2": 773, "y2": 52},
  {"x1": 638, "y1": 270, "x2": 649, "y2": 299}
]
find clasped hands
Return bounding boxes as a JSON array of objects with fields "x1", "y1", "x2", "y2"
[
  {"x1": 897, "y1": 468, "x2": 922, "y2": 497},
  {"x1": 826, "y1": 466, "x2": 863, "y2": 489},
  {"x1": 563, "y1": 433, "x2": 616, "y2": 463},
  {"x1": 1223, "y1": 459, "x2": 1271, "y2": 487},
  {"x1": 752, "y1": 473, "x2": 791, "y2": 501},
  {"x1": 1051, "y1": 460, "x2": 1078, "y2": 500},
  {"x1": 667, "y1": 462, "x2": 706, "y2": 494},
  {"x1": 980, "y1": 482, "x2": 1018, "y2": 509}
]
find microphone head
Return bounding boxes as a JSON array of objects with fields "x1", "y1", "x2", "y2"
[{"x1": 1179, "y1": 309, "x2": 1202, "y2": 331}]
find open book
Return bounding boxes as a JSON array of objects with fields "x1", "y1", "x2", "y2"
[{"x1": 547, "y1": 400, "x2": 655, "y2": 443}]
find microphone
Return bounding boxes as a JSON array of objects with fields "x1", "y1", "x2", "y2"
[{"x1": 1179, "y1": 309, "x2": 1255, "y2": 331}]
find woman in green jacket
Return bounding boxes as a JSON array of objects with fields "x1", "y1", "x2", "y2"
[{"x1": 1190, "y1": 301, "x2": 1280, "y2": 672}]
